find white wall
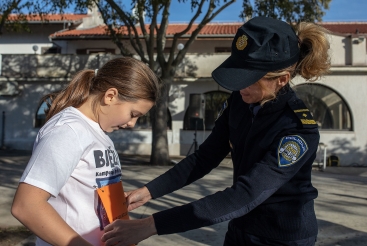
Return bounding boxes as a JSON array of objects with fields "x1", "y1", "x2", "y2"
[
  {"x1": 165, "y1": 39, "x2": 232, "y2": 53},
  {"x1": 56, "y1": 39, "x2": 231, "y2": 55},
  {"x1": 53, "y1": 40, "x2": 121, "y2": 54},
  {"x1": 0, "y1": 81, "x2": 65, "y2": 149},
  {"x1": 329, "y1": 34, "x2": 350, "y2": 65},
  {"x1": 293, "y1": 72, "x2": 367, "y2": 166},
  {"x1": 0, "y1": 24, "x2": 65, "y2": 54}
]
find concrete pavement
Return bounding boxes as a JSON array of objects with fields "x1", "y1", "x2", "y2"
[{"x1": 1, "y1": 150, "x2": 367, "y2": 246}]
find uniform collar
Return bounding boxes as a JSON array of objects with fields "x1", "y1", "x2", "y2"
[
  {"x1": 258, "y1": 87, "x2": 295, "y2": 115},
  {"x1": 249, "y1": 103, "x2": 261, "y2": 117}
]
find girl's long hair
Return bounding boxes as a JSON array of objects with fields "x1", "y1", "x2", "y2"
[{"x1": 43, "y1": 57, "x2": 160, "y2": 121}]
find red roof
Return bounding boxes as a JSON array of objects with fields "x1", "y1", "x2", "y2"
[
  {"x1": 8, "y1": 14, "x2": 87, "y2": 22},
  {"x1": 6, "y1": 12, "x2": 367, "y2": 35},
  {"x1": 318, "y1": 22, "x2": 367, "y2": 35},
  {"x1": 52, "y1": 25, "x2": 107, "y2": 38},
  {"x1": 166, "y1": 23, "x2": 242, "y2": 35},
  {"x1": 50, "y1": 22, "x2": 367, "y2": 39},
  {"x1": 51, "y1": 23, "x2": 243, "y2": 39}
]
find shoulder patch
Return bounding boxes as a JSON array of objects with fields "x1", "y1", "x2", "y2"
[
  {"x1": 288, "y1": 99, "x2": 318, "y2": 128},
  {"x1": 216, "y1": 100, "x2": 228, "y2": 121},
  {"x1": 278, "y1": 135, "x2": 308, "y2": 167}
]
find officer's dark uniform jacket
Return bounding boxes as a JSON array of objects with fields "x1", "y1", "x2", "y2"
[{"x1": 146, "y1": 87, "x2": 319, "y2": 241}]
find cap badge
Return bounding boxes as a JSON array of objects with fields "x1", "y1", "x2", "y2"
[{"x1": 236, "y1": 35, "x2": 248, "y2": 50}]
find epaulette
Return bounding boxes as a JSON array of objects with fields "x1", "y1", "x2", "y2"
[{"x1": 287, "y1": 99, "x2": 318, "y2": 129}]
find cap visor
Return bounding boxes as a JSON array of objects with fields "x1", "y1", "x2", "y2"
[{"x1": 212, "y1": 56, "x2": 267, "y2": 91}]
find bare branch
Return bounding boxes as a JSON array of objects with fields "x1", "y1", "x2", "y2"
[
  {"x1": 93, "y1": 1, "x2": 131, "y2": 56},
  {"x1": 167, "y1": 0, "x2": 206, "y2": 66},
  {"x1": 173, "y1": 0, "x2": 235, "y2": 66},
  {"x1": 104, "y1": 0, "x2": 147, "y2": 62},
  {"x1": 146, "y1": 1, "x2": 159, "y2": 68},
  {"x1": 156, "y1": 0, "x2": 172, "y2": 68}
]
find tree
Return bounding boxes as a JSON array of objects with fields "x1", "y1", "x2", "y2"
[
  {"x1": 241, "y1": 0, "x2": 331, "y2": 24},
  {"x1": 0, "y1": 0, "x2": 50, "y2": 35},
  {"x1": 50, "y1": 0, "x2": 331, "y2": 165},
  {"x1": 52, "y1": 0, "x2": 236, "y2": 165},
  {"x1": 1, "y1": 0, "x2": 27, "y2": 35}
]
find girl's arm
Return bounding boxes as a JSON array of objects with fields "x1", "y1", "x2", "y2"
[{"x1": 12, "y1": 183, "x2": 92, "y2": 246}]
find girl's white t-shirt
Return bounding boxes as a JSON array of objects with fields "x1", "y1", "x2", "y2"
[{"x1": 20, "y1": 107, "x2": 122, "y2": 246}]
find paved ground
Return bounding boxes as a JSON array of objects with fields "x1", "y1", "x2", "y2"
[{"x1": 1, "y1": 149, "x2": 367, "y2": 246}]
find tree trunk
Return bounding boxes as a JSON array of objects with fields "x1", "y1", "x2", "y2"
[{"x1": 150, "y1": 77, "x2": 171, "y2": 165}]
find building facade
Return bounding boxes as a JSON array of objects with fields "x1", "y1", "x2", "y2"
[{"x1": 0, "y1": 12, "x2": 366, "y2": 166}]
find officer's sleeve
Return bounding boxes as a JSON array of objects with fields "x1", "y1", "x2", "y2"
[
  {"x1": 151, "y1": 128, "x2": 319, "y2": 235},
  {"x1": 145, "y1": 95, "x2": 232, "y2": 200}
]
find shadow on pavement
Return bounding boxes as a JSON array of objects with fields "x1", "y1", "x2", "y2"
[
  {"x1": 1, "y1": 150, "x2": 367, "y2": 246},
  {"x1": 317, "y1": 219, "x2": 367, "y2": 246}
]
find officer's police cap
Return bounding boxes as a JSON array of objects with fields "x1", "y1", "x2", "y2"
[{"x1": 212, "y1": 16, "x2": 300, "y2": 91}]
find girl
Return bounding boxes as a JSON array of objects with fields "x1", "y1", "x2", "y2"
[
  {"x1": 102, "y1": 17, "x2": 331, "y2": 246},
  {"x1": 11, "y1": 57, "x2": 160, "y2": 246}
]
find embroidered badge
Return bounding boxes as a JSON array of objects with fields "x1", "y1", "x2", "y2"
[
  {"x1": 216, "y1": 100, "x2": 228, "y2": 121},
  {"x1": 278, "y1": 135, "x2": 308, "y2": 167},
  {"x1": 236, "y1": 35, "x2": 248, "y2": 50}
]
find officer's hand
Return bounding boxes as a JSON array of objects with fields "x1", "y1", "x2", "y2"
[
  {"x1": 102, "y1": 216, "x2": 156, "y2": 246},
  {"x1": 125, "y1": 186, "x2": 152, "y2": 211}
]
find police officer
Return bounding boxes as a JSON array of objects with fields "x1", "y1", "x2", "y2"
[{"x1": 102, "y1": 16, "x2": 331, "y2": 246}]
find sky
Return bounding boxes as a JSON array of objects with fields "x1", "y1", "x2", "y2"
[{"x1": 167, "y1": 0, "x2": 367, "y2": 23}]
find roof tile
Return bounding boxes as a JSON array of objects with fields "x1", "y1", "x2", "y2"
[
  {"x1": 319, "y1": 22, "x2": 367, "y2": 35},
  {"x1": 8, "y1": 14, "x2": 87, "y2": 22},
  {"x1": 50, "y1": 22, "x2": 367, "y2": 39}
]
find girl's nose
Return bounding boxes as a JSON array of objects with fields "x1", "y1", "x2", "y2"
[{"x1": 127, "y1": 118, "x2": 138, "y2": 128}]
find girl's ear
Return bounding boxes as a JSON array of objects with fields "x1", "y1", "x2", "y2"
[{"x1": 103, "y1": 88, "x2": 119, "y2": 105}]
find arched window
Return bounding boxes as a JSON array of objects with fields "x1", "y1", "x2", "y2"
[
  {"x1": 293, "y1": 83, "x2": 352, "y2": 130},
  {"x1": 35, "y1": 101, "x2": 48, "y2": 128},
  {"x1": 183, "y1": 91, "x2": 230, "y2": 130}
]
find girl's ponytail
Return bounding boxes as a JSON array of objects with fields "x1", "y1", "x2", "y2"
[{"x1": 44, "y1": 70, "x2": 95, "y2": 121}]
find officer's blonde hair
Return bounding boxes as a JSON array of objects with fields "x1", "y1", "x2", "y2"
[{"x1": 258, "y1": 22, "x2": 331, "y2": 106}]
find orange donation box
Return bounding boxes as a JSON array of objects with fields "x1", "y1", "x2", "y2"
[{"x1": 97, "y1": 181, "x2": 135, "y2": 246}]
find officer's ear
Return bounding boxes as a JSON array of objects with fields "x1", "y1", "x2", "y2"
[{"x1": 277, "y1": 73, "x2": 290, "y2": 88}]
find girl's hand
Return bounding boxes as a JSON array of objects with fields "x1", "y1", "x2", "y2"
[
  {"x1": 101, "y1": 216, "x2": 157, "y2": 246},
  {"x1": 125, "y1": 186, "x2": 152, "y2": 211}
]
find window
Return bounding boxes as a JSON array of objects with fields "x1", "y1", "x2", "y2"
[
  {"x1": 41, "y1": 46, "x2": 61, "y2": 54},
  {"x1": 293, "y1": 83, "x2": 352, "y2": 130},
  {"x1": 35, "y1": 101, "x2": 49, "y2": 128},
  {"x1": 76, "y1": 48, "x2": 116, "y2": 54},
  {"x1": 215, "y1": 47, "x2": 231, "y2": 53},
  {"x1": 183, "y1": 91, "x2": 230, "y2": 130}
]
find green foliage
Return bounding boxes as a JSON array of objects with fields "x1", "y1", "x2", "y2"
[
  {"x1": 0, "y1": 0, "x2": 66, "y2": 35},
  {"x1": 0, "y1": 0, "x2": 28, "y2": 34},
  {"x1": 241, "y1": 0, "x2": 331, "y2": 23}
]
